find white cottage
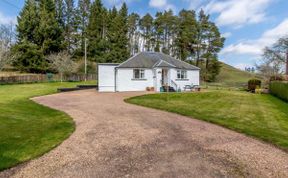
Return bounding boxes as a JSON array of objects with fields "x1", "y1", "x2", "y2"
[{"x1": 98, "y1": 52, "x2": 200, "y2": 92}]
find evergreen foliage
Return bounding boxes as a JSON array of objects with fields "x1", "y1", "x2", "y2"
[{"x1": 13, "y1": 0, "x2": 224, "y2": 80}]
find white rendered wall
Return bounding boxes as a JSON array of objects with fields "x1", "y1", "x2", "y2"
[
  {"x1": 116, "y1": 68, "x2": 154, "y2": 92},
  {"x1": 170, "y1": 69, "x2": 200, "y2": 91},
  {"x1": 155, "y1": 68, "x2": 162, "y2": 92},
  {"x1": 98, "y1": 65, "x2": 117, "y2": 92}
]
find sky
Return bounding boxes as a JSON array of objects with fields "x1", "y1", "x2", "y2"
[{"x1": 0, "y1": 0, "x2": 288, "y2": 70}]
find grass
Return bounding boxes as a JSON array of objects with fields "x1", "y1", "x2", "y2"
[
  {"x1": 126, "y1": 91, "x2": 288, "y2": 151},
  {"x1": 209, "y1": 62, "x2": 260, "y2": 88},
  {"x1": 0, "y1": 81, "x2": 96, "y2": 171}
]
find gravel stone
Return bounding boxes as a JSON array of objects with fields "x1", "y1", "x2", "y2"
[{"x1": 1, "y1": 90, "x2": 288, "y2": 178}]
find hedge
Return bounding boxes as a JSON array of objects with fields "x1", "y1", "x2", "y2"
[
  {"x1": 248, "y1": 79, "x2": 261, "y2": 92},
  {"x1": 270, "y1": 81, "x2": 288, "y2": 102}
]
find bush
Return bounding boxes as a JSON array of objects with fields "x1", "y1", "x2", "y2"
[
  {"x1": 248, "y1": 79, "x2": 261, "y2": 92},
  {"x1": 270, "y1": 82, "x2": 288, "y2": 102}
]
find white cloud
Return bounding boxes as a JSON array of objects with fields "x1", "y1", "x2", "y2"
[
  {"x1": 234, "y1": 63, "x2": 252, "y2": 70},
  {"x1": 188, "y1": 0, "x2": 273, "y2": 27},
  {"x1": 149, "y1": 0, "x2": 167, "y2": 8},
  {"x1": 149, "y1": 0, "x2": 175, "y2": 10},
  {"x1": 185, "y1": 0, "x2": 206, "y2": 9},
  {"x1": 221, "y1": 18, "x2": 288, "y2": 56},
  {"x1": 104, "y1": 0, "x2": 138, "y2": 8},
  {"x1": 0, "y1": 12, "x2": 16, "y2": 25},
  {"x1": 222, "y1": 32, "x2": 232, "y2": 38}
]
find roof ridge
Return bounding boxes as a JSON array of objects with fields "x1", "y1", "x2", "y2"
[
  {"x1": 156, "y1": 60, "x2": 176, "y2": 68},
  {"x1": 160, "y1": 52, "x2": 200, "y2": 70},
  {"x1": 117, "y1": 52, "x2": 142, "y2": 68}
]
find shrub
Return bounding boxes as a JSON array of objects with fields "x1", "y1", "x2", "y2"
[
  {"x1": 248, "y1": 79, "x2": 261, "y2": 92},
  {"x1": 270, "y1": 82, "x2": 288, "y2": 102}
]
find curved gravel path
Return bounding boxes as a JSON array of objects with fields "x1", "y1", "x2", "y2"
[{"x1": 1, "y1": 90, "x2": 288, "y2": 178}]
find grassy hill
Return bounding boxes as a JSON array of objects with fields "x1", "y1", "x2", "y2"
[{"x1": 208, "y1": 62, "x2": 258, "y2": 88}]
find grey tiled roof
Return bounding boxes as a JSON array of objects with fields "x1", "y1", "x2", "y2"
[{"x1": 117, "y1": 52, "x2": 200, "y2": 70}]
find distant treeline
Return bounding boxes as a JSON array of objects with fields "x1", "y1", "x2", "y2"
[{"x1": 12, "y1": 0, "x2": 224, "y2": 81}]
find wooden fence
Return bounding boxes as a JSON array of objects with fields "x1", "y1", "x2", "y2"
[{"x1": 0, "y1": 74, "x2": 97, "y2": 84}]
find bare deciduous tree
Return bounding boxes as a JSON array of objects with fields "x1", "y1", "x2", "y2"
[
  {"x1": 0, "y1": 48, "x2": 8, "y2": 71},
  {"x1": 257, "y1": 36, "x2": 288, "y2": 81},
  {"x1": 0, "y1": 24, "x2": 15, "y2": 71},
  {"x1": 0, "y1": 48, "x2": 15, "y2": 71},
  {"x1": 47, "y1": 51, "x2": 77, "y2": 82}
]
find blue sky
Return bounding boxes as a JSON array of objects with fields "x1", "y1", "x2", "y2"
[{"x1": 1, "y1": 0, "x2": 288, "y2": 69}]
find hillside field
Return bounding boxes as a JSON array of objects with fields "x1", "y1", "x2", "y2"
[{"x1": 209, "y1": 62, "x2": 258, "y2": 88}]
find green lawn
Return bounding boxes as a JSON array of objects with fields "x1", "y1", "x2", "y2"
[
  {"x1": 126, "y1": 91, "x2": 288, "y2": 151},
  {"x1": 0, "y1": 81, "x2": 95, "y2": 171}
]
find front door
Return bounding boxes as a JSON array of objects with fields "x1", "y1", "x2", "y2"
[{"x1": 162, "y1": 69, "x2": 168, "y2": 86}]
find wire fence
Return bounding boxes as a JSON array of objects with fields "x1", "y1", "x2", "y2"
[{"x1": 0, "y1": 73, "x2": 97, "y2": 84}]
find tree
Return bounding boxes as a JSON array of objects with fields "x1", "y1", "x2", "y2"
[
  {"x1": 55, "y1": 0, "x2": 65, "y2": 29},
  {"x1": 276, "y1": 36, "x2": 288, "y2": 75},
  {"x1": 161, "y1": 10, "x2": 177, "y2": 55},
  {"x1": 76, "y1": 0, "x2": 90, "y2": 55},
  {"x1": 0, "y1": 24, "x2": 15, "y2": 71},
  {"x1": 205, "y1": 57, "x2": 221, "y2": 82},
  {"x1": 176, "y1": 9, "x2": 197, "y2": 60},
  {"x1": 257, "y1": 43, "x2": 287, "y2": 82},
  {"x1": 128, "y1": 13, "x2": 140, "y2": 55},
  {"x1": 139, "y1": 13, "x2": 153, "y2": 51},
  {"x1": 16, "y1": 0, "x2": 39, "y2": 44},
  {"x1": 257, "y1": 36, "x2": 288, "y2": 81},
  {"x1": 195, "y1": 9, "x2": 210, "y2": 67},
  {"x1": 193, "y1": 10, "x2": 224, "y2": 81},
  {"x1": 12, "y1": 41, "x2": 46, "y2": 73},
  {"x1": 0, "y1": 47, "x2": 12, "y2": 71},
  {"x1": 63, "y1": 0, "x2": 77, "y2": 52},
  {"x1": 38, "y1": 0, "x2": 65, "y2": 55},
  {"x1": 47, "y1": 51, "x2": 76, "y2": 82},
  {"x1": 106, "y1": 3, "x2": 129, "y2": 63},
  {"x1": 115, "y1": 3, "x2": 129, "y2": 61},
  {"x1": 86, "y1": 0, "x2": 107, "y2": 62}
]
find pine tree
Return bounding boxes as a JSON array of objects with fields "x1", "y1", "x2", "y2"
[
  {"x1": 86, "y1": 0, "x2": 107, "y2": 62},
  {"x1": 162, "y1": 10, "x2": 177, "y2": 55},
  {"x1": 63, "y1": 0, "x2": 77, "y2": 52},
  {"x1": 195, "y1": 10, "x2": 224, "y2": 81},
  {"x1": 176, "y1": 10, "x2": 197, "y2": 60},
  {"x1": 154, "y1": 12, "x2": 164, "y2": 52},
  {"x1": 38, "y1": 0, "x2": 65, "y2": 55},
  {"x1": 76, "y1": 0, "x2": 90, "y2": 55},
  {"x1": 16, "y1": 0, "x2": 39, "y2": 44},
  {"x1": 12, "y1": 41, "x2": 46, "y2": 73},
  {"x1": 128, "y1": 13, "x2": 140, "y2": 55},
  {"x1": 195, "y1": 9, "x2": 210, "y2": 66},
  {"x1": 116, "y1": 3, "x2": 129, "y2": 61},
  {"x1": 106, "y1": 3, "x2": 129, "y2": 63},
  {"x1": 13, "y1": 0, "x2": 47, "y2": 73},
  {"x1": 139, "y1": 13, "x2": 153, "y2": 51},
  {"x1": 204, "y1": 22, "x2": 224, "y2": 78},
  {"x1": 153, "y1": 10, "x2": 177, "y2": 55},
  {"x1": 55, "y1": 0, "x2": 65, "y2": 29}
]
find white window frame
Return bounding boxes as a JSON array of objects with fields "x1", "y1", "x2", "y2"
[
  {"x1": 133, "y1": 69, "x2": 145, "y2": 79},
  {"x1": 177, "y1": 70, "x2": 187, "y2": 79}
]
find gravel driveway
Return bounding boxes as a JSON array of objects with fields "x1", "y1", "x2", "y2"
[{"x1": 1, "y1": 90, "x2": 288, "y2": 178}]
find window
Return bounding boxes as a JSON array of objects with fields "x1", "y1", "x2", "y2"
[
  {"x1": 177, "y1": 70, "x2": 187, "y2": 79},
  {"x1": 133, "y1": 69, "x2": 145, "y2": 79}
]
